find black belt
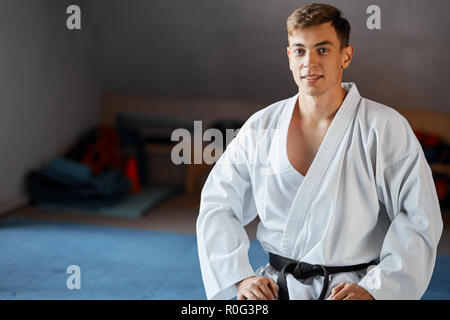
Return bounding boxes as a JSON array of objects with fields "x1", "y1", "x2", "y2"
[{"x1": 269, "y1": 253, "x2": 376, "y2": 300}]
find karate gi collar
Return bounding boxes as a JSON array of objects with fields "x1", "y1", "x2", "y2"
[{"x1": 281, "y1": 82, "x2": 362, "y2": 259}]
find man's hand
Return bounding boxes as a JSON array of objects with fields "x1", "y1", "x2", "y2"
[
  {"x1": 329, "y1": 282, "x2": 375, "y2": 300},
  {"x1": 237, "y1": 276, "x2": 279, "y2": 300}
]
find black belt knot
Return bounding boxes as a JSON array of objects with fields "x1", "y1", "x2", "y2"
[{"x1": 269, "y1": 253, "x2": 376, "y2": 300}]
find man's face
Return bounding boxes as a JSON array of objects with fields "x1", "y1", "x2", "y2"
[{"x1": 287, "y1": 22, "x2": 353, "y2": 97}]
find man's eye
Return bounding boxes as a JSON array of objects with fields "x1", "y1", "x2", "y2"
[
  {"x1": 318, "y1": 48, "x2": 329, "y2": 54},
  {"x1": 295, "y1": 49, "x2": 304, "y2": 54}
]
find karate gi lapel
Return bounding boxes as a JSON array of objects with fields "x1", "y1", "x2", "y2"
[{"x1": 280, "y1": 83, "x2": 362, "y2": 259}]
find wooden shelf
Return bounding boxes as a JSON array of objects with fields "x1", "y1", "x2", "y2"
[{"x1": 144, "y1": 142, "x2": 212, "y2": 196}]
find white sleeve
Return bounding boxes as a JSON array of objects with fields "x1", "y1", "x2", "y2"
[
  {"x1": 359, "y1": 148, "x2": 443, "y2": 299},
  {"x1": 196, "y1": 126, "x2": 259, "y2": 300}
]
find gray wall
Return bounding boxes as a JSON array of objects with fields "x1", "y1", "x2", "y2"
[
  {"x1": 85, "y1": 0, "x2": 450, "y2": 112},
  {"x1": 0, "y1": 0, "x2": 100, "y2": 204},
  {"x1": 1, "y1": 0, "x2": 449, "y2": 205}
]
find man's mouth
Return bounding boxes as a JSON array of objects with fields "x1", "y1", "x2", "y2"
[{"x1": 301, "y1": 74, "x2": 323, "y2": 80}]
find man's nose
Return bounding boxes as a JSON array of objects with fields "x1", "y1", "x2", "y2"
[{"x1": 303, "y1": 51, "x2": 319, "y2": 70}]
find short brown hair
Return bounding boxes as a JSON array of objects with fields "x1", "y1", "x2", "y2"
[{"x1": 287, "y1": 3, "x2": 351, "y2": 49}]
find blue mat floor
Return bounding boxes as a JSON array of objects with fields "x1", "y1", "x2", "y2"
[{"x1": 0, "y1": 217, "x2": 449, "y2": 300}]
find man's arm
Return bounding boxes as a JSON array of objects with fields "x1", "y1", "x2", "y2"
[
  {"x1": 355, "y1": 148, "x2": 443, "y2": 299},
  {"x1": 196, "y1": 125, "x2": 261, "y2": 300}
]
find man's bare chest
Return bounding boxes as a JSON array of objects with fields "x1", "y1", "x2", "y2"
[{"x1": 286, "y1": 118, "x2": 330, "y2": 176}]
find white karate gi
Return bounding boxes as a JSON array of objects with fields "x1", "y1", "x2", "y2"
[{"x1": 196, "y1": 82, "x2": 443, "y2": 300}]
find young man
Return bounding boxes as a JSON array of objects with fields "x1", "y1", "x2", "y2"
[{"x1": 196, "y1": 3, "x2": 443, "y2": 300}]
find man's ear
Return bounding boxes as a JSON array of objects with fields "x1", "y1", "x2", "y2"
[
  {"x1": 287, "y1": 46, "x2": 293, "y2": 71},
  {"x1": 341, "y1": 44, "x2": 354, "y2": 70}
]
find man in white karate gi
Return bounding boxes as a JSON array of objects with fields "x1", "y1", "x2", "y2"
[{"x1": 196, "y1": 3, "x2": 443, "y2": 300}]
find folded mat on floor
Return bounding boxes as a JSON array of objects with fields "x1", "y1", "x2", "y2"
[
  {"x1": 26, "y1": 158, "x2": 179, "y2": 218},
  {"x1": 26, "y1": 158, "x2": 131, "y2": 208},
  {"x1": 37, "y1": 185, "x2": 180, "y2": 219},
  {"x1": 0, "y1": 217, "x2": 449, "y2": 300}
]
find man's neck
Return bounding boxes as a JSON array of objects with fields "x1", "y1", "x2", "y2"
[{"x1": 296, "y1": 85, "x2": 347, "y2": 126}]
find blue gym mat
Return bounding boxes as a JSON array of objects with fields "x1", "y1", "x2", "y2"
[{"x1": 0, "y1": 217, "x2": 449, "y2": 300}]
